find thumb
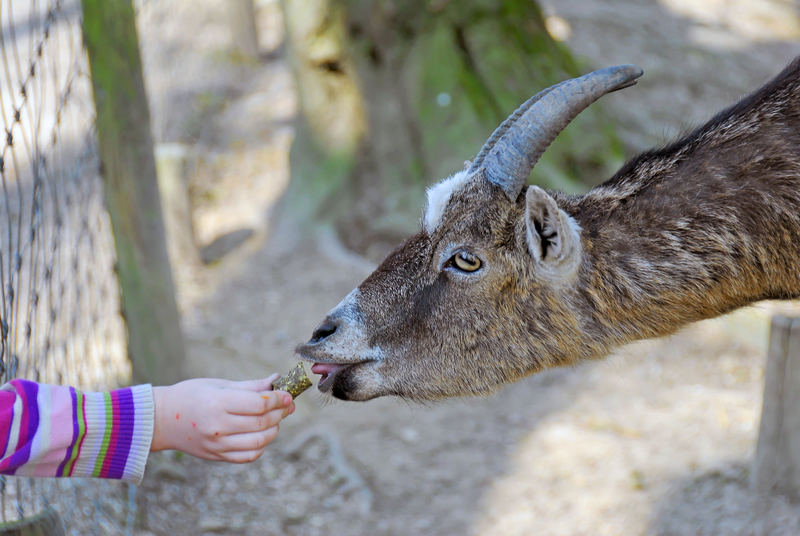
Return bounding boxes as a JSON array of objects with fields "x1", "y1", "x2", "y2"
[{"x1": 232, "y1": 374, "x2": 280, "y2": 392}]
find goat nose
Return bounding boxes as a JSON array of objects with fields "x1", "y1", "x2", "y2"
[{"x1": 309, "y1": 320, "x2": 338, "y2": 344}]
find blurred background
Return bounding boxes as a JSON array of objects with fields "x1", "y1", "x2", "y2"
[{"x1": 2, "y1": 0, "x2": 800, "y2": 534}]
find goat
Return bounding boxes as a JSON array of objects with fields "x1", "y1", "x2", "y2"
[{"x1": 296, "y1": 58, "x2": 800, "y2": 401}]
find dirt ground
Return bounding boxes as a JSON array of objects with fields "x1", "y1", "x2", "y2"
[{"x1": 133, "y1": 1, "x2": 800, "y2": 535}]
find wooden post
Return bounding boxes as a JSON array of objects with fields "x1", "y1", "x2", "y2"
[
  {"x1": 81, "y1": 0, "x2": 186, "y2": 385},
  {"x1": 753, "y1": 315, "x2": 800, "y2": 499},
  {"x1": 228, "y1": 0, "x2": 260, "y2": 60}
]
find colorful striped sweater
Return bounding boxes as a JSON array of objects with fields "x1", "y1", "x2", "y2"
[{"x1": 0, "y1": 379, "x2": 154, "y2": 485}]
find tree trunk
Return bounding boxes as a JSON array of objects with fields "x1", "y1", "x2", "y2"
[
  {"x1": 753, "y1": 315, "x2": 800, "y2": 500},
  {"x1": 280, "y1": 0, "x2": 626, "y2": 253},
  {"x1": 82, "y1": 0, "x2": 187, "y2": 385}
]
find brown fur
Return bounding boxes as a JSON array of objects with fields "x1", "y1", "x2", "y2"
[{"x1": 297, "y1": 58, "x2": 800, "y2": 401}]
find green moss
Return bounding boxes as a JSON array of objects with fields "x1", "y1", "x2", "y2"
[
  {"x1": 283, "y1": 118, "x2": 356, "y2": 223},
  {"x1": 409, "y1": 21, "x2": 487, "y2": 181},
  {"x1": 82, "y1": 0, "x2": 186, "y2": 384},
  {"x1": 403, "y1": 2, "x2": 626, "y2": 194}
]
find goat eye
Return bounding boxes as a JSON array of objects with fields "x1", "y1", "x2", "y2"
[{"x1": 451, "y1": 251, "x2": 482, "y2": 272}]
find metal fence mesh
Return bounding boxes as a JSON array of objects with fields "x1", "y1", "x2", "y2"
[{"x1": 0, "y1": 0, "x2": 133, "y2": 533}]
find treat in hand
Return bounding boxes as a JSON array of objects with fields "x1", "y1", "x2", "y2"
[{"x1": 273, "y1": 362, "x2": 312, "y2": 398}]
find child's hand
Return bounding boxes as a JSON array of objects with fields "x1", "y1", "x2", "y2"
[{"x1": 150, "y1": 376, "x2": 295, "y2": 463}]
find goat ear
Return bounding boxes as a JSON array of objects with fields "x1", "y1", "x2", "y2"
[{"x1": 525, "y1": 186, "x2": 581, "y2": 277}]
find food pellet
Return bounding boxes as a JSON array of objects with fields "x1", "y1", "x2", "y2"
[{"x1": 273, "y1": 361, "x2": 312, "y2": 398}]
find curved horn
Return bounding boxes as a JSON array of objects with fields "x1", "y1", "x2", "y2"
[{"x1": 470, "y1": 64, "x2": 644, "y2": 201}]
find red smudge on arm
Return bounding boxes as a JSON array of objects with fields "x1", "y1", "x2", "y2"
[
  {"x1": 192, "y1": 422, "x2": 197, "y2": 428},
  {"x1": 175, "y1": 412, "x2": 180, "y2": 420}
]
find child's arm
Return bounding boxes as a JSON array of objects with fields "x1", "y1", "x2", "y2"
[
  {"x1": 0, "y1": 376, "x2": 294, "y2": 485},
  {"x1": 0, "y1": 379, "x2": 154, "y2": 484}
]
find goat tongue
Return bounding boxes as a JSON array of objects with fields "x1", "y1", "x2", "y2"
[{"x1": 311, "y1": 363, "x2": 345, "y2": 383}]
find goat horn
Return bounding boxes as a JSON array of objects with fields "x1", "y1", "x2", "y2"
[{"x1": 469, "y1": 64, "x2": 644, "y2": 201}]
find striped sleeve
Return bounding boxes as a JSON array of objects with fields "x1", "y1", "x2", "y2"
[{"x1": 0, "y1": 380, "x2": 154, "y2": 485}]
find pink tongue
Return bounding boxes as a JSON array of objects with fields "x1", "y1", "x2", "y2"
[{"x1": 311, "y1": 363, "x2": 344, "y2": 377}]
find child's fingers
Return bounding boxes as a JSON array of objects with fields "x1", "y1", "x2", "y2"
[
  {"x1": 219, "y1": 426, "x2": 280, "y2": 454},
  {"x1": 220, "y1": 447, "x2": 267, "y2": 464},
  {"x1": 229, "y1": 375, "x2": 280, "y2": 393},
  {"x1": 218, "y1": 408, "x2": 287, "y2": 435},
  {"x1": 256, "y1": 408, "x2": 288, "y2": 431},
  {"x1": 225, "y1": 390, "x2": 290, "y2": 416},
  {"x1": 255, "y1": 399, "x2": 294, "y2": 421},
  {"x1": 259, "y1": 390, "x2": 293, "y2": 411}
]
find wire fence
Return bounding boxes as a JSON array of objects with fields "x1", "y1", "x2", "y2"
[{"x1": 0, "y1": 0, "x2": 134, "y2": 533}]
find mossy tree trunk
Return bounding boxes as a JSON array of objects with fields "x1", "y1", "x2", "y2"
[
  {"x1": 82, "y1": 0, "x2": 186, "y2": 385},
  {"x1": 281, "y1": 0, "x2": 626, "y2": 252}
]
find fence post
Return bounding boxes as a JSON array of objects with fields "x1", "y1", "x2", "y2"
[
  {"x1": 228, "y1": 0, "x2": 260, "y2": 60},
  {"x1": 81, "y1": 0, "x2": 186, "y2": 385},
  {"x1": 753, "y1": 315, "x2": 800, "y2": 499}
]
